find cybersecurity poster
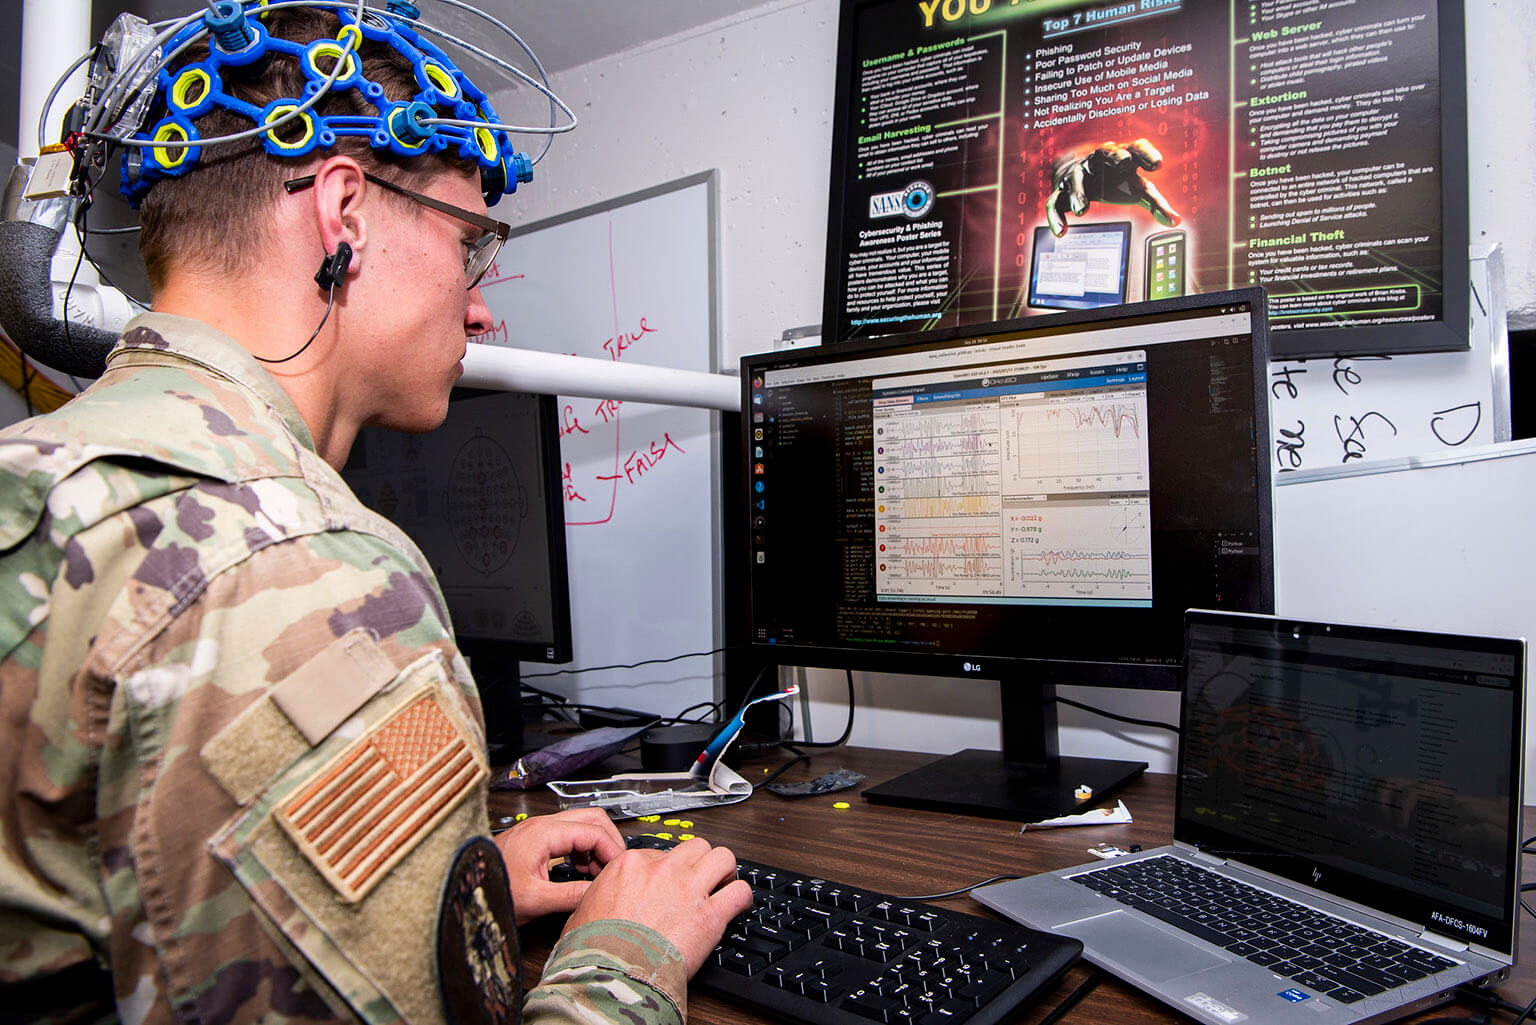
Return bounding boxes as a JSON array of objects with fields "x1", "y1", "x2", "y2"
[{"x1": 826, "y1": 0, "x2": 1455, "y2": 357}]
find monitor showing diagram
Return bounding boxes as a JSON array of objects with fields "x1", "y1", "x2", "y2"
[{"x1": 342, "y1": 388, "x2": 572, "y2": 663}]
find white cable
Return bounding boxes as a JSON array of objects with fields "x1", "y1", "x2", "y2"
[
  {"x1": 64, "y1": 0, "x2": 572, "y2": 158},
  {"x1": 34, "y1": 48, "x2": 94, "y2": 152},
  {"x1": 82, "y1": 9, "x2": 204, "y2": 137},
  {"x1": 414, "y1": 0, "x2": 563, "y2": 161},
  {"x1": 85, "y1": 0, "x2": 364, "y2": 151}
]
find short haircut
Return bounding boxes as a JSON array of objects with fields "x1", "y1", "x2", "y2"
[{"x1": 137, "y1": 7, "x2": 478, "y2": 293}]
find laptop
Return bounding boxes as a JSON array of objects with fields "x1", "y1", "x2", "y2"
[{"x1": 977, "y1": 610, "x2": 1526, "y2": 1025}]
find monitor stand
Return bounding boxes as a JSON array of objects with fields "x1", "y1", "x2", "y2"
[
  {"x1": 460, "y1": 640, "x2": 526, "y2": 765},
  {"x1": 862, "y1": 679, "x2": 1147, "y2": 823}
]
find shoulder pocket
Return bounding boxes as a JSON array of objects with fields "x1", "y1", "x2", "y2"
[{"x1": 206, "y1": 649, "x2": 489, "y2": 1025}]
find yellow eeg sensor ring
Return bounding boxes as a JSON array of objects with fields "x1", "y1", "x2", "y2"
[
  {"x1": 420, "y1": 59, "x2": 461, "y2": 102},
  {"x1": 475, "y1": 125, "x2": 499, "y2": 163},
  {"x1": 305, "y1": 39, "x2": 360, "y2": 82},
  {"x1": 169, "y1": 67, "x2": 214, "y2": 115},
  {"x1": 264, "y1": 104, "x2": 315, "y2": 152},
  {"x1": 151, "y1": 121, "x2": 192, "y2": 170}
]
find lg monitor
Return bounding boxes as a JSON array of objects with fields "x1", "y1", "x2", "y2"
[
  {"x1": 740, "y1": 289, "x2": 1274, "y2": 820},
  {"x1": 343, "y1": 387, "x2": 573, "y2": 757}
]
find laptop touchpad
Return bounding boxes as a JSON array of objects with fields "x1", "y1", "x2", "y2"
[{"x1": 1068, "y1": 912, "x2": 1230, "y2": 982}]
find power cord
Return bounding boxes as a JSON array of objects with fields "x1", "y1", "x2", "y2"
[
  {"x1": 896, "y1": 875, "x2": 1027, "y2": 902},
  {"x1": 1036, "y1": 967, "x2": 1104, "y2": 1025},
  {"x1": 521, "y1": 647, "x2": 725, "y2": 679},
  {"x1": 1053, "y1": 695, "x2": 1180, "y2": 734}
]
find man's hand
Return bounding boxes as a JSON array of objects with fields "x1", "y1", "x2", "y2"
[
  {"x1": 492, "y1": 808, "x2": 627, "y2": 924},
  {"x1": 1047, "y1": 139, "x2": 1182, "y2": 236},
  {"x1": 561, "y1": 837, "x2": 753, "y2": 977}
]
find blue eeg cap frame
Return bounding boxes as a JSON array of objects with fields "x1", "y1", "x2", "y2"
[{"x1": 119, "y1": 1, "x2": 533, "y2": 207}]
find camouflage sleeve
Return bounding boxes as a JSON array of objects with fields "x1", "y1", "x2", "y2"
[
  {"x1": 86, "y1": 503, "x2": 491, "y2": 1025},
  {"x1": 523, "y1": 921, "x2": 687, "y2": 1025}
]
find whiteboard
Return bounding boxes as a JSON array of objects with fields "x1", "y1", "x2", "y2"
[
  {"x1": 475, "y1": 172, "x2": 722, "y2": 713},
  {"x1": 1266, "y1": 245, "x2": 1512, "y2": 473},
  {"x1": 1274, "y1": 439, "x2": 1536, "y2": 781}
]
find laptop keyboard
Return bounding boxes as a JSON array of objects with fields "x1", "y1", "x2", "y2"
[{"x1": 1070, "y1": 855, "x2": 1461, "y2": 1004}]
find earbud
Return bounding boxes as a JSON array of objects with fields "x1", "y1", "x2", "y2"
[{"x1": 314, "y1": 241, "x2": 353, "y2": 290}]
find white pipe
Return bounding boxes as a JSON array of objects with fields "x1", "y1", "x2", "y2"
[
  {"x1": 19, "y1": 0, "x2": 92, "y2": 159},
  {"x1": 461, "y1": 344, "x2": 741, "y2": 412}
]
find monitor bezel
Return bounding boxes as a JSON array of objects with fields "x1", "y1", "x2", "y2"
[
  {"x1": 449, "y1": 388, "x2": 575, "y2": 666},
  {"x1": 740, "y1": 288, "x2": 1275, "y2": 691}
]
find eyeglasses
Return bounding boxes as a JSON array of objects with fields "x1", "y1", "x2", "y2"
[{"x1": 283, "y1": 173, "x2": 510, "y2": 289}]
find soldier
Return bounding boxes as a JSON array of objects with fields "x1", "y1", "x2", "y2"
[{"x1": 0, "y1": 6, "x2": 751, "y2": 1024}]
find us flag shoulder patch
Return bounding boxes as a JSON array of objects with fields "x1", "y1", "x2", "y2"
[{"x1": 276, "y1": 688, "x2": 487, "y2": 903}]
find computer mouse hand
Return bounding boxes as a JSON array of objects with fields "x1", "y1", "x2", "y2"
[
  {"x1": 493, "y1": 808, "x2": 626, "y2": 923},
  {"x1": 1047, "y1": 139, "x2": 1182, "y2": 237}
]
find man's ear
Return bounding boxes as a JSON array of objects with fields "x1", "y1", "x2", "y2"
[{"x1": 308, "y1": 155, "x2": 368, "y2": 271}]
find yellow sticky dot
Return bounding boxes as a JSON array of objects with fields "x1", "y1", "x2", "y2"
[
  {"x1": 655, "y1": 832, "x2": 674, "y2": 840},
  {"x1": 639, "y1": 815, "x2": 661, "y2": 823},
  {"x1": 514, "y1": 812, "x2": 527, "y2": 822},
  {"x1": 679, "y1": 833, "x2": 695, "y2": 841},
  {"x1": 833, "y1": 802, "x2": 850, "y2": 810},
  {"x1": 663, "y1": 818, "x2": 681, "y2": 826},
  {"x1": 678, "y1": 820, "x2": 694, "y2": 829}
]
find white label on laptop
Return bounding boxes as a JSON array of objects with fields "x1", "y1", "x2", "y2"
[{"x1": 1185, "y1": 993, "x2": 1248, "y2": 1023}]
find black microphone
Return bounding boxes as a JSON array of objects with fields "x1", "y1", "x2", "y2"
[{"x1": 314, "y1": 241, "x2": 352, "y2": 290}]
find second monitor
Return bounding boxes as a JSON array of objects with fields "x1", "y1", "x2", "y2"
[{"x1": 741, "y1": 289, "x2": 1274, "y2": 820}]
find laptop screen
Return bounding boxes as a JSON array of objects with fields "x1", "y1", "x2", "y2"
[{"x1": 1177, "y1": 611, "x2": 1525, "y2": 955}]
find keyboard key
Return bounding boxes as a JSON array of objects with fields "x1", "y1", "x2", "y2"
[
  {"x1": 846, "y1": 989, "x2": 903, "y2": 1022},
  {"x1": 716, "y1": 949, "x2": 766, "y2": 976},
  {"x1": 1317, "y1": 966, "x2": 1388, "y2": 996},
  {"x1": 917, "y1": 998, "x2": 976, "y2": 1023}
]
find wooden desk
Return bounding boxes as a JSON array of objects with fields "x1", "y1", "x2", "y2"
[{"x1": 493, "y1": 746, "x2": 1532, "y2": 1025}]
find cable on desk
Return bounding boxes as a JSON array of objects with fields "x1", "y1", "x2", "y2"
[
  {"x1": 1036, "y1": 967, "x2": 1104, "y2": 1025},
  {"x1": 789, "y1": 669, "x2": 856, "y2": 748},
  {"x1": 1457, "y1": 987, "x2": 1528, "y2": 1018},
  {"x1": 1053, "y1": 695, "x2": 1180, "y2": 734},
  {"x1": 518, "y1": 684, "x2": 722, "y2": 730},
  {"x1": 520, "y1": 647, "x2": 725, "y2": 679},
  {"x1": 752, "y1": 753, "x2": 811, "y2": 790},
  {"x1": 896, "y1": 875, "x2": 1028, "y2": 902},
  {"x1": 739, "y1": 667, "x2": 856, "y2": 755}
]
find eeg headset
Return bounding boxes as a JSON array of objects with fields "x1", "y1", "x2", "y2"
[{"x1": 1, "y1": 0, "x2": 574, "y2": 376}]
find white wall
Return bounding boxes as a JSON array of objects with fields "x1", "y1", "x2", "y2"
[{"x1": 492, "y1": 0, "x2": 1536, "y2": 772}]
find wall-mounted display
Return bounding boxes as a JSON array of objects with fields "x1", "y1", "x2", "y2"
[{"x1": 822, "y1": 0, "x2": 1469, "y2": 359}]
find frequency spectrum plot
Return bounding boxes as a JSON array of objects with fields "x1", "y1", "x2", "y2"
[
  {"x1": 1001, "y1": 393, "x2": 1150, "y2": 494},
  {"x1": 1006, "y1": 497, "x2": 1152, "y2": 603}
]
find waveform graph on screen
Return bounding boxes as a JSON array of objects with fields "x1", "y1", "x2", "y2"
[
  {"x1": 1001, "y1": 393, "x2": 1150, "y2": 494},
  {"x1": 1005, "y1": 496, "x2": 1152, "y2": 605},
  {"x1": 874, "y1": 404, "x2": 1005, "y2": 598}
]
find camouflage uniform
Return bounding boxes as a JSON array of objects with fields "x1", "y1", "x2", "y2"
[{"x1": 0, "y1": 313, "x2": 688, "y2": 1025}]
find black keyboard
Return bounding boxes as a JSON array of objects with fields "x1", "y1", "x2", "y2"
[
  {"x1": 693, "y1": 852, "x2": 1083, "y2": 1025},
  {"x1": 1070, "y1": 855, "x2": 1461, "y2": 1004}
]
